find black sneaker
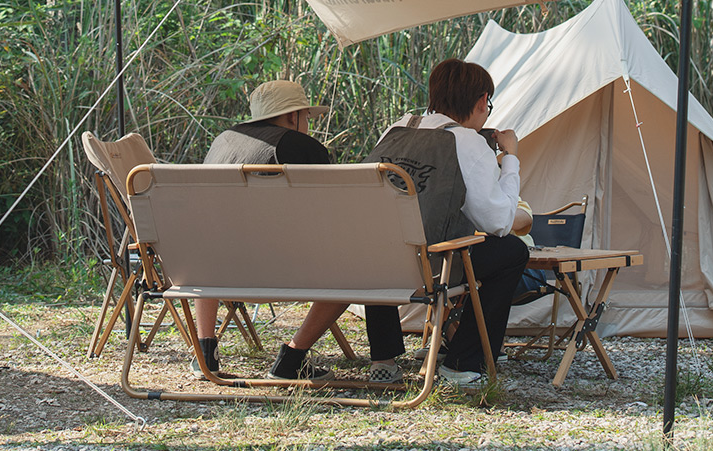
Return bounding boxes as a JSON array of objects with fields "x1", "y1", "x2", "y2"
[
  {"x1": 190, "y1": 337, "x2": 220, "y2": 380},
  {"x1": 267, "y1": 343, "x2": 334, "y2": 380}
]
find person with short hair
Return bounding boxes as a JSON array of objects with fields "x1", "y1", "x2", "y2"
[{"x1": 365, "y1": 58, "x2": 529, "y2": 388}]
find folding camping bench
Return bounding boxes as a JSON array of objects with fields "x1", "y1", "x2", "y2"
[
  {"x1": 81, "y1": 132, "x2": 261, "y2": 357},
  {"x1": 122, "y1": 162, "x2": 494, "y2": 408}
]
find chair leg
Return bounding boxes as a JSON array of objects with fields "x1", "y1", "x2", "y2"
[
  {"x1": 514, "y1": 291, "x2": 561, "y2": 361},
  {"x1": 91, "y1": 271, "x2": 138, "y2": 357},
  {"x1": 138, "y1": 301, "x2": 170, "y2": 352},
  {"x1": 87, "y1": 266, "x2": 121, "y2": 358},
  {"x1": 88, "y1": 227, "x2": 131, "y2": 358},
  {"x1": 509, "y1": 281, "x2": 572, "y2": 361},
  {"x1": 218, "y1": 301, "x2": 258, "y2": 349},
  {"x1": 420, "y1": 304, "x2": 434, "y2": 348},
  {"x1": 236, "y1": 302, "x2": 263, "y2": 351},
  {"x1": 215, "y1": 301, "x2": 235, "y2": 339},
  {"x1": 166, "y1": 299, "x2": 193, "y2": 348},
  {"x1": 329, "y1": 322, "x2": 357, "y2": 360},
  {"x1": 460, "y1": 249, "x2": 496, "y2": 380},
  {"x1": 544, "y1": 289, "x2": 561, "y2": 360}
]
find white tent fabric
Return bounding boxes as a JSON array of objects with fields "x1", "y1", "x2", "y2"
[
  {"x1": 463, "y1": 0, "x2": 713, "y2": 337},
  {"x1": 393, "y1": 0, "x2": 713, "y2": 338},
  {"x1": 305, "y1": 0, "x2": 539, "y2": 48}
]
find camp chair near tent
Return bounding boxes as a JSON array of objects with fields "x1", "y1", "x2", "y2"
[
  {"x1": 121, "y1": 162, "x2": 494, "y2": 407},
  {"x1": 507, "y1": 195, "x2": 590, "y2": 361},
  {"x1": 464, "y1": 0, "x2": 713, "y2": 339},
  {"x1": 81, "y1": 132, "x2": 263, "y2": 358}
]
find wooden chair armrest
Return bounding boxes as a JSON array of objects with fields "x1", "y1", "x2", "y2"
[{"x1": 428, "y1": 234, "x2": 486, "y2": 253}]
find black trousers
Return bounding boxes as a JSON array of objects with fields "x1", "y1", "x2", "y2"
[
  {"x1": 443, "y1": 234, "x2": 529, "y2": 372},
  {"x1": 364, "y1": 234, "x2": 528, "y2": 366},
  {"x1": 365, "y1": 304, "x2": 405, "y2": 361}
]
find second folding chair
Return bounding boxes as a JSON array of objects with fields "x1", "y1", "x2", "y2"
[
  {"x1": 506, "y1": 195, "x2": 589, "y2": 361},
  {"x1": 82, "y1": 132, "x2": 195, "y2": 357}
]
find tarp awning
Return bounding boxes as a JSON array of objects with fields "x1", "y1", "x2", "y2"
[{"x1": 305, "y1": 0, "x2": 539, "y2": 48}]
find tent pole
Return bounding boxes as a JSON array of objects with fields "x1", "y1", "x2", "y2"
[
  {"x1": 663, "y1": 0, "x2": 693, "y2": 441},
  {"x1": 115, "y1": 0, "x2": 125, "y2": 137},
  {"x1": 114, "y1": 0, "x2": 131, "y2": 339}
]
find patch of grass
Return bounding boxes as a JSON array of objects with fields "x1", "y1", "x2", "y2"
[
  {"x1": 216, "y1": 400, "x2": 253, "y2": 432},
  {"x1": 0, "y1": 415, "x2": 17, "y2": 435},
  {"x1": 82, "y1": 415, "x2": 125, "y2": 439},
  {"x1": 0, "y1": 260, "x2": 105, "y2": 306},
  {"x1": 420, "y1": 374, "x2": 505, "y2": 409},
  {"x1": 264, "y1": 388, "x2": 325, "y2": 436},
  {"x1": 650, "y1": 366, "x2": 713, "y2": 407},
  {"x1": 639, "y1": 407, "x2": 713, "y2": 451}
]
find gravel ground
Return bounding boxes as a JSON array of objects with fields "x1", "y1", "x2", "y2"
[{"x1": 1, "y1": 302, "x2": 712, "y2": 450}]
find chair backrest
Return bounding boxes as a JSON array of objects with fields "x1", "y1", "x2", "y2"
[
  {"x1": 530, "y1": 195, "x2": 588, "y2": 248},
  {"x1": 127, "y1": 163, "x2": 430, "y2": 303},
  {"x1": 82, "y1": 132, "x2": 156, "y2": 203}
]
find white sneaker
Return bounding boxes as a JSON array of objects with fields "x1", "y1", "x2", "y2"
[
  {"x1": 413, "y1": 345, "x2": 447, "y2": 362},
  {"x1": 438, "y1": 365, "x2": 482, "y2": 389}
]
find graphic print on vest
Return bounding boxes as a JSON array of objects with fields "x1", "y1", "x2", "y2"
[{"x1": 378, "y1": 156, "x2": 435, "y2": 193}]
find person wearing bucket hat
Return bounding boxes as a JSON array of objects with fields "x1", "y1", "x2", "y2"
[
  {"x1": 191, "y1": 80, "x2": 346, "y2": 381},
  {"x1": 243, "y1": 79, "x2": 329, "y2": 124},
  {"x1": 203, "y1": 80, "x2": 330, "y2": 166}
]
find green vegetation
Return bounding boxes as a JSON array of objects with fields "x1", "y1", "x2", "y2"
[{"x1": 0, "y1": 0, "x2": 711, "y2": 267}]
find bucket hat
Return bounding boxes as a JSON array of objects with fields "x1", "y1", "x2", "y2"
[{"x1": 244, "y1": 80, "x2": 329, "y2": 123}]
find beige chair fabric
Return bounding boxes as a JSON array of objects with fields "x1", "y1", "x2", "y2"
[
  {"x1": 82, "y1": 132, "x2": 156, "y2": 203},
  {"x1": 129, "y1": 163, "x2": 428, "y2": 303}
]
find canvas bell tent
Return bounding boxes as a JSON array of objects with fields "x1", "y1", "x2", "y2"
[{"x1": 462, "y1": 0, "x2": 713, "y2": 338}]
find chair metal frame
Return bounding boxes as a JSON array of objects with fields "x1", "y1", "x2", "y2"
[{"x1": 120, "y1": 162, "x2": 493, "y2": 408}]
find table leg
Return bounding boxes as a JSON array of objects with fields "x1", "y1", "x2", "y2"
[
  {"x1": 584, "y1": 269, "x2": 619, "y2": 380},
  {"x1": 551, "y1": 269, "x2": 618, "y2": 386},
  {"x1": 588, "y1": 330, "x2": 617, "y2": 379}
]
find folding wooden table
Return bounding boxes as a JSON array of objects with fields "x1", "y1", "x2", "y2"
[{"x1": 526, "y1": 247, "x2": 644, "y2": 386}]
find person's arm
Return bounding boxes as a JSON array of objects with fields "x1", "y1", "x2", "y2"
[
  {"x1": 494, "y1": 129, "x2": 518, "y2": 156},
  {"x1": 275, "y1": 130, "x2": 330, "y2": 164},
  {"x1": 512, "y1": 198, "x2": 533, "y2": 236},
  {"x1": 454, "y1": 128, "x2": 520, "y2": 236}
]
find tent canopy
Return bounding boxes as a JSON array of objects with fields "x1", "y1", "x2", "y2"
[
  {"x1": 305, "y1": 0, "x2": 539, "y2": 48},
  {"x1": 466, "y1": 0, "x2": 713, "y2": 141},
  {"x1": 463, "y1": 0, "x2": 713, "y2": 337}
]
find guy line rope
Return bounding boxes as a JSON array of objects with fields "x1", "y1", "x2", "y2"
[
  {"x1": 621, "y1": 72, "x2": 702, "y2": 373},
  {"x1": 0, "y1": 0, "x2": 185, "y2": 427}
]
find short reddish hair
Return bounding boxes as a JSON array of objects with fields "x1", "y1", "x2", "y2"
[{"x1": 427, "y1": 59, "x2": 494, "y2": 123}]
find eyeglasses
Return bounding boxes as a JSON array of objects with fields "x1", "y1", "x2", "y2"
[{"x1": 487, "y1": 96, "x2": 493, "y2": 117}]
